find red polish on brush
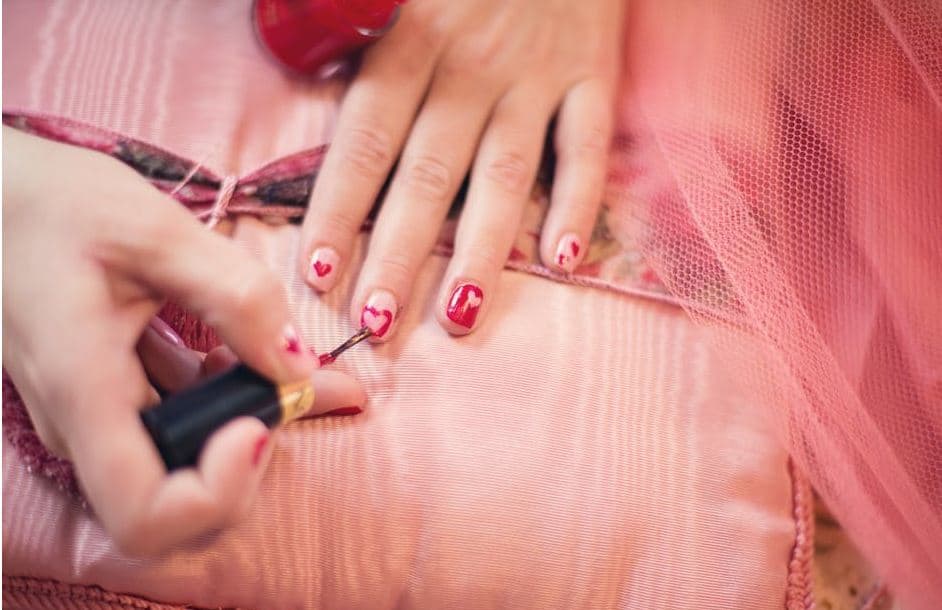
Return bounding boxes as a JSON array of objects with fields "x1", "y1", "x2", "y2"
[
  {"x1": 254, "y1": 0, "x2": 408, "y2": 75},
  {"x1": 315, "y1": 326, "x2": 373, "y2": 366}
]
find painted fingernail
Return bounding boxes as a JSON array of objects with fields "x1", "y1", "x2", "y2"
[
  {"x1": 148, "y1": 317, "x2": 184, "y2": 347},
  {"x1": 446, "y1": 282, "x2": 484, "y2": 329},
  {"x1": 308, "y1": 246, "x2": 339, "y2": 291},
  {"x1": 360, "y1": 289, "x2": 397, "y2": 339},
  {"x1": 325, "y1": 406, "x2": 363, "y2": 417},
  {"x1": 251, "y1": 433, "x2": 270, "y2": 467},
  {"x1": 282, "y1": 324, "x2": 304, "y2": 355},
  {"x1": 554, "y1": 232, "x2": 582, "y2": 273}
]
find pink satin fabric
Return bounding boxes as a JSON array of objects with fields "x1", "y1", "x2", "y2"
[{"x1": 4, "y1": 219, "x2": 803, "y2": 609}]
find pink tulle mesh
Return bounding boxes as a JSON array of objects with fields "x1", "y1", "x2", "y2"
[{"x1": 609, "y1": 2, "x2": 941, "y2": 608}]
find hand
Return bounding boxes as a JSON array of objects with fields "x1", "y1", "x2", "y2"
[
  {"x1": 299, "y1": 0, "x2": 624, "y2": 339},
  {"x1": 2, "y1": 128, "x2": 366, "y2": 555}
]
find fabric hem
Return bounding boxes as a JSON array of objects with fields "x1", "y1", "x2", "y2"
[
  {"x1": 2, "y1": 576, "x2": 199, "y2": 610},
  {"x1": 785, "y1": 458, "x2": 816, "y2": 610}
]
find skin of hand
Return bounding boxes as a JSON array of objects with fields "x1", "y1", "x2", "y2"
[
  {"x1": 299, "y1": 0, "x2": 625, "y2": 340},
  {"x1": 2, "y1": 127, "x2": 366, "y2": 556}
]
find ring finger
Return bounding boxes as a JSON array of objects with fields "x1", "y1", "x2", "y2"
[{"x1": 438, "y1": 84, "x2": 558, "y2": 334}]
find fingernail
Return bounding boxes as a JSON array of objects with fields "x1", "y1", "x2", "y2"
[
  {"x1": 282, "y1": 324, "x2": 305, "y2": 355},
  {"x1": 251, "y1": 433, "x2": 270, "y2": 467},
  {"x1": 554, "y1": 232, "x2": 582, "y2": 273},
  {"x1": 148, "y1": 317, "x2": 184, "y2": 347},
  {"x1": 446, "y1": 282, "x2": 484, "y2": 329},
  {"x1": 308, "y1": 246, "x2": 339, "y2": 291},
  {"x1": 325, "y1": 406, "x2": 363, "y2": 417},
  {"x1": 360, "y1": 289, "x2": 397, "y2": 339}
]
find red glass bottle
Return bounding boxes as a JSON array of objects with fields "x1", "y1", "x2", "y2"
[{"x1": 254, "y1": 0, "x2": 406, "y2": 75}]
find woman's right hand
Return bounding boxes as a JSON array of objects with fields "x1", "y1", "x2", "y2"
[{"x1": 2, "y1": 127, "x2": 366, "y2": 555}]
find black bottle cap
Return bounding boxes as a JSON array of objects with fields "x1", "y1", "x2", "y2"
[{"x1": 140, "y1": 364, "x2": 281, "y2": 471}]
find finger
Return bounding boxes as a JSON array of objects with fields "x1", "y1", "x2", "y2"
[
  {"x1": 69, "y1": 359, "x2": 364, "y2": 555},
  {"x1": 351, "y1": 78, "x2": 496, "y2": 342},
  {"x1": 198, "y1": 416, "x2": 273, "y2": 526},
  {"x1": 437, "y1": 86, "x2": 553, "y2": 334},
  {"x1": 540, "y1": 78, "x2": 613, "y2": 273},
  {"x1": 299, "y1": 25, "x2": 438, "y2": 292},
  {"x1": 108, "y1": 196, "x2": 318, "y2": 386},
  {"x1": 65, "y1": 358, "x2": 273, "y2": 556},
  {"x1": 137, "y1": 320, "x2": 204, "y2": 392},
  {"x1": 303, "y1": 369, "x2": 369, "y2": 417},
  {"x1": 203, "y1": 345, "x2": 239, "y2": 377}
]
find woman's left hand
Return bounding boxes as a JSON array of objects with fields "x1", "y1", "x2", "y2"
[{"x1": 298, "y1": 0, "x2": 625, "y2": 339}]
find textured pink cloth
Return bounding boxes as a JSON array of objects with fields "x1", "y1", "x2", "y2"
[
  {"x1": 4, "y1": 0, "x2": 941, "y2": 608},
  {"x1": 4, "y1": 221, "x2": 803, "y2": 609}
]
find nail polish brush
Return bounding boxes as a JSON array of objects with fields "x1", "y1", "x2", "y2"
[{"x1": 141, "y1": 327, "x2": 373, "y2": 471}]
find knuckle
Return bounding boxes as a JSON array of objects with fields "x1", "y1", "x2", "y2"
[
  {"x1": 341, "y1": 124, "x2": 394, "y2": 175},
  {"x1": 411, "y1": 12, "x2": 447, "y2": 50},
  {"x1": 374, "y1": 250, "x2": 415, "y2": 282},
  {"x1": 111, "y1": 516, "x2": 158, "y2": 557},
  {"x1": 317, "y1": 206, "x2": 363, "y2": 239},
  {"x1": 562, "y1": 124, "x2": 611, "y2": 163},
  {"x1": 441, "y1": 37, "x2": 506, "y2": 80},
  {"x1": 230, "y1": 268, "x2": 281, "y2": 318},
  {"x1": 467, "y1": 240, "x2": 507, "y2": 272},
  {"x1": 485, "y1": 151, "x2": 533, "y2": 195},
  {"x1": 401, "y1": 155, "x2": 454, "y2": 200}
]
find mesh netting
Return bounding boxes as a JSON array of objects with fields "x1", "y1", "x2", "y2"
[{"x1": 607, "y1": 2, "x2": 941, "y2": 608}]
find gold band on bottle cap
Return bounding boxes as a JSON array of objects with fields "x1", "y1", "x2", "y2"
[{"x1": 277, "y1": 379, "x2": 315, "y2": 424}]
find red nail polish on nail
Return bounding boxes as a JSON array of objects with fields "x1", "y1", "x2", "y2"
[
  {"x1": 326, "y1": 406, "x2": 363, "y2": 416},
  {"x1": 308, "y1": 247, "x2": 340, "y2": 290},
  {"x1": 360, "y1": 290, "x2": 397, "y2": 338},
  {"x1": 447, "y1": 283, "x2": 484, "y2": 329},
  {"x1": 283, "y1": 325, "x2": 303, "y2": 354},
  {"x1": 555, "y1": 233, "x2": 582, "y2": 273},
  {"x1": 313, "y1": 260, "x2": 332, "y2": 277},
  {"x1": 252, "y1": 434, "x2": 270, "y2": 467}
]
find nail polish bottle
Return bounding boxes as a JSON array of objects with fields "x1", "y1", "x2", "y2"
[
  {"x1": 254, "y1": 0, "x2": 407, "y2": 75},
  {"x1": 141, "y1": 364, "x2": 313, "y2": 471}
]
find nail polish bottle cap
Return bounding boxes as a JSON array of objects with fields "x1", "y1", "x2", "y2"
[{"x1": 254, "y1": 0, "x2": 407, "y2": 75}]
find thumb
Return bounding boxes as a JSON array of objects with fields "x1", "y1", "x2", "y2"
[{"x1": 110, "y1": 196, "x2": 317, "y2": 385}]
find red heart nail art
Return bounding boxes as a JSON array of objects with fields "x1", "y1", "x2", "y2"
[
  {"x1": 361, "y1": 290, "x2": 398, "y2": 338},
  {"x1": 313, "y1": 260, "x2": 333, "y2": 277},
  {"x1": 361, "y1": 306, "x2": 393, "y2": 337},
  {"x1": 308, "y1": 247, "x2": 340, "y2": 290},
  {"x1": 554, "y1": 233, "x2": 582, "y2": 273},
  {"x1": 447, "y1": 283, "x2": 484, "y2": 329}
]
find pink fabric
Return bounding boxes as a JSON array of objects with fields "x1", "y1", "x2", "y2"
[
  {"x1": 4, "y1": 221, "x2": 802, "y2": 609},
  {"x1": 4, "y1": 0, "x2": 940, "y2": 608},
  {"x1": 609, "y1": 3, "x2": 942, "y2": 609}
]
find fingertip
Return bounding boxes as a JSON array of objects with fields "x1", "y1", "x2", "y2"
[
  {"x1": 306, "y1": 369, "x2": 368, "y2": 417},
  {"x1": 541, "y1": 230, "x2": 586, "y2": 274},
  {"x1": 438, "y1": 279, "x2": 486, "y2": 335},
  {"x1": 351, "y1": 287, "x2": 400, "y2": 343},
  {"x1": 275, "y1": 323, "x2": 320, "y2": 380}
]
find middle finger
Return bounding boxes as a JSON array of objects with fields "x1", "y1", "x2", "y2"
[{"x1": 350, "y1": 74, "x2": 499, "y2": 341}]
